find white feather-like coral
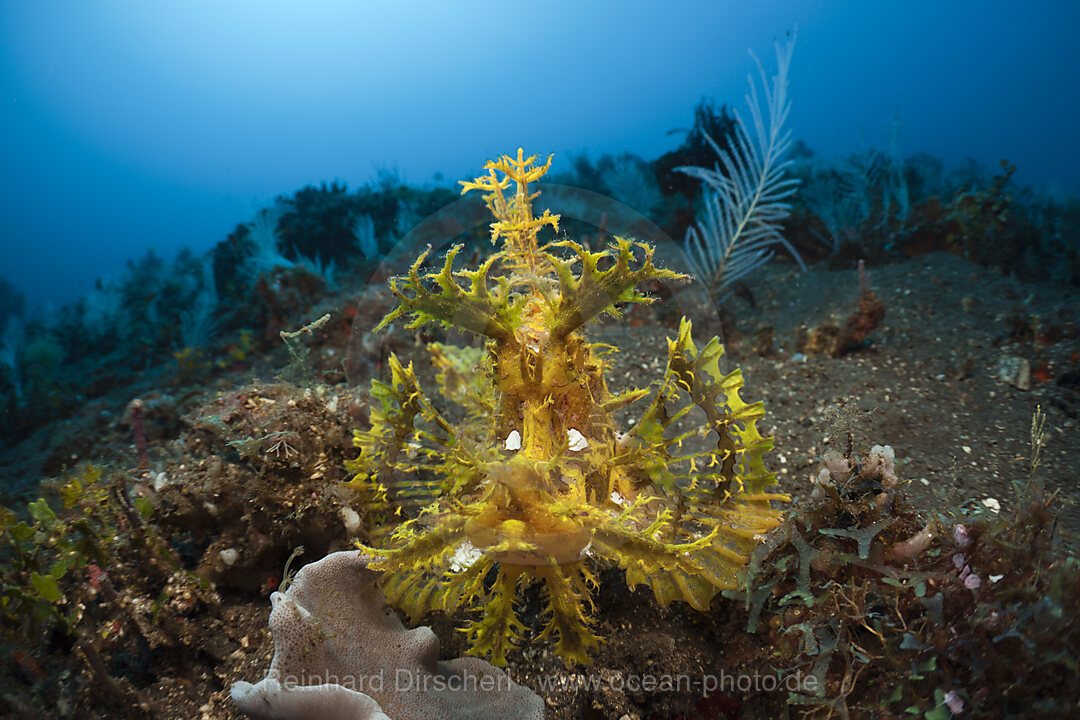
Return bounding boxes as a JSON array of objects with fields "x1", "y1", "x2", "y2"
[{"x1": 677, "y1": 32, "x2": 803, "y2": 298}]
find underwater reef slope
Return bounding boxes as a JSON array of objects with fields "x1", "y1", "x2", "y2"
[{"x1": 0, "y1": 149, "x2": 1078, "y2": 719}]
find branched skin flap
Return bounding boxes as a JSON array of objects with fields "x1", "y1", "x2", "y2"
[{"x1": 347, "y1": 149, "x2": 788, "y2": 665}]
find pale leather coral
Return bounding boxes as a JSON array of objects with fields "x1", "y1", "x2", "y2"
[{"x1": 231, "y1": 550, "x2": 543, "y2": 720}]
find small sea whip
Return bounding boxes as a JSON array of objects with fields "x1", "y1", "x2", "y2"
[{"x1": 128, "y1": 398, "x2": 148, "y2": 471}]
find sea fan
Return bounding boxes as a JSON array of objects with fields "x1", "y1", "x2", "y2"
[
  {"x1": 803, "y1": 114, "x2": 911, "y2": 254},
  {"x1": 802, "y1": 165, "x2": 871, "y2": 252},
  {"x1": 244, "y1": 204, "x2": 293, "y2": 278},
  {"x1": 178, "y1": 260, "x2": 219, "y2": 350},
  {"x1": 0, "y1": 317, "x2": 23, "y2": 398},
  {"x1": 677, "y1": 32, "x2": 803, "y2": 299},
  {"x1": 350, "y1": 213, "x2": 379, "y2": 259},
  {"x1": 82, "y1": 280, "x2": 124, "y2": 341},
  {"x1": 602, "y1": 157, "x2": 663, "y2": 217},
  {"x1": 297, "y1": 254, "x2": 339, "y2": 287}
]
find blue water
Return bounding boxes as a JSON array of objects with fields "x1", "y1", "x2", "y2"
[{"x1": 0, "y1": 0, "x2": 1078, "y2": 310}]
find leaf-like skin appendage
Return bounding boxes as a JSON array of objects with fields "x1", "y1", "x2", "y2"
[
  {"x1": 346, "y1": 353, "x2": 485, "y2": 517},
  {"x1": 429, "y1": 342, "x2": 497, "y2": 423},
  {"x1": 464, "y1": 564, "x2": 528, "y2": 666},
  {"x1": 376, "y1": 245, "x2": 523, "y2": 342},
  {"x1": 345, "y1": 354, "x2": 429, "y2": 512},
  {"x1": 549, "y1": 237, "x2": 688, "y2": 340},
  {"x1": 533, "y1": 560, "x2": 601, "y2": 665}
]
